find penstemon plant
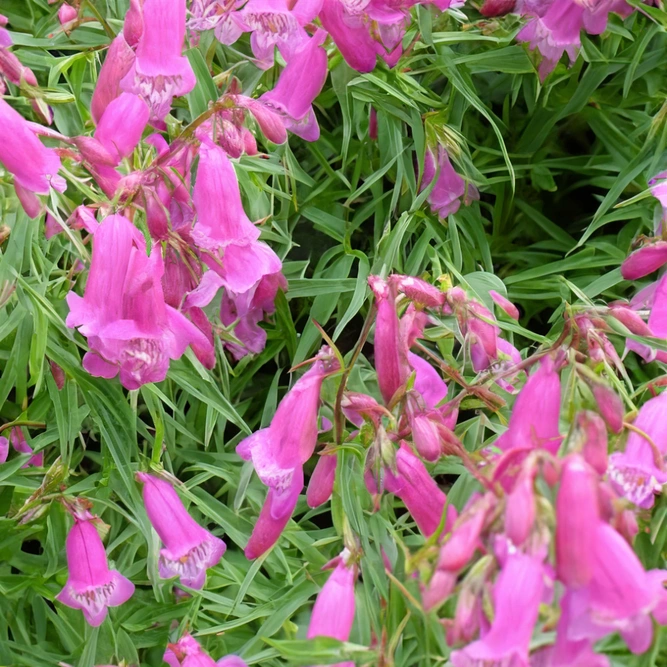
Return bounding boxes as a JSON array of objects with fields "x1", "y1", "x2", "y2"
[{"x1": 0, "y1": 0, "x2": 666, "y2": 666}]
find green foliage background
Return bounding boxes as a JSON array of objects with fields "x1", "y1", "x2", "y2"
[{"x1": 0, "y1": 0, "x2": 666, "y2": 665}]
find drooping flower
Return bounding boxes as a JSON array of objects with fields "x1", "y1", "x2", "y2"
[
  {"x1": 450, "y1": 552, "x2": 544, "y2": 666},
  {"x1": 368, "y1": 276, "x2": 410, "y2": 405},
  {"x1": 421, "y1": 146, "x2": 478, "y2": 220},
  {"x1": 164, "y1": 633, "x2": 249, "y2": 667},
  {"x1": 489, "y1": 289, "x2": 519, "y2": 320},
  {"x1": 260, "y1": 29, "x2": 328, "y2": 142},
  {"x1": 93, "y1": 92, "x2": 149, "y2": 164},
  {"x1": 307, "y1": 549, "x2": 357, "y2": 664},
  {"x1": 237, "y1": 347, "x2": 339, "y2": 558},
  {"x1": 192, "y1": 140, "x2": 282, "y2": 295},
  {"x1": 66, "y1": 214, "x2": 214, "y2": 389},
  {"x1": 608, "y1": 391, "x2": 667, "y2": 508},
  {"x1": 495, "y1": 357, "x2": 562, "y2": 454},
  {"x1": 306, "y1": 453, "x2": 338, "y2": 508},
  {"x1": 188, "y1": 0, "x2": 245, "y2": 46},
  {"x1": 621, "y1": 240, "x2": 667, "y2": 281},
  {"x1": 58, "y1": 3, "x2": 78, "y2": 26},
  {"x1": 384, "y1": 442, "x2": 455, "y2": 537},
  {"x1": 138, "y1": 472, "x2": 226, "y2": 589},
  {"x1": 91, "y1": 34, "x2": 136, "y2": 124},
  {"x1": 8, "y1": 426, "x2": 43, "y2": 467},
  {"x1": 625, "y1": 273, "x2": 667, "y2": 364},
  {"x1": 120, "y1": 0, "x2": 195, "y2": 125},
  {"x1": 0, "y1": 99, "x2": 65, "y2": 217},
  {"x1": 504, "y1": 470, "x2": 535, "y2": 546},
  {"x1": 56, "y1": 517, "x2": 135, "y2": 626}
]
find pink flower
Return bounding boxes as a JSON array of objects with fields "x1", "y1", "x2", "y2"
[
  {"x1": 384, "y1": 442, "x2": 455, "y2": 537},
  {"x1": 138, "y1": 472, "x2": 226, "y2": 589},
  {"x1": 120, "y1": 0, "x2": 195, "y2": 125},
  {"x1": 621, "y1": 240, "x2": 667, "y2": 280},
  {"x1": 0, "y1": 435, "x2": 8, "y2": 464},
  {"x1": 93, "y1": 92, "x2": 149, "y2": 164},
  {"x1": 8, "y1": 427, "x2": 43, "y2": 467},
  {"x1": 489, "y1": 289, "x2": 519, "y2": 320},
  {"x1": 236, "y1": 347, "x2": 339, "y2": 558},
  {"x1": 626, "y1": 273, "x2": 667, "y2": 363},
  {"x1": 0, "y1": 99, "x2": 65, "y2": 217},
  {"x1": 192, "y1": 140, "x2": 282, "y2": 295},
  {"x1": 504, "y1": 471, "x2": 535, "y2": 546},
  {"x1": 164, "y1": 633, "x2": 249, "y2": 667},
  {"x1": 307, "y1": 550, "x2": 357, "y2": 657},
  {"x1": 591, "y1": 383, "x2": 624, "y2": 434},
  {"x1": 451, "y1": 552, "x2": 544, "y2": 666},
  {"x1": 421, "y1": 146, "x2": 478, "y2": 220},
  {"x1": 188, "y1": 0, "x2": 245, "y2": 46},
  {"x1": 58, "y1": 2, "x2": 78, "y2": 25},
  {"x1": 390, "y1": 274, "x2": 446, "y2": 309},
  {"x1": 66, "y1": 214, "x2": 214, "y2": 389},
  {"x1": 123, "y1": 0, "x2": 144, "y2": 47},
  {"x1": 495, "y1": 357, "x2": 562, "y2": 454},
  {"x1": 239, "y1": 0, "x2": 321, "y2": 69},
  {"x1": 56, "y1": 517, "x2": 135, "y2": 626},
  {"x1": 555, "y1": 455, "x2": 600, "y2": 588},
  {"x1": 649, "y1": 171, "x2": 667, "y2": 232},
  {"x1": 260, "y1": 29, "x2": 328, "y2": 142},
  {"x1": 306, "y1": 453, "x2": 337, "y2": 508},
  {"x1": 608, "y1": 391, "x2": 667, "y2": 508},
  {"x1": 576, "y1": 411, "x2": 608, "y2": 475},
  {"x1": 368, "y1": 276, "x2": 409, "y2": 404},
  {"x1": 91, "y1": 34, "x2": 136, "y2": 124}
]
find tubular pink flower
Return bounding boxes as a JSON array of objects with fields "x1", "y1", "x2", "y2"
[
  {"x1": 390, "y1": 275, "x2": 445, "y2": 309},
  {"x1": 495, "y1": 357, "x2": 562, "y2": 454},
  {"x1": 608, "y1": 391, "x2": 667, "y2": 508},
  {"x1": 555, "y1": 455, "x2": 600, "y2": 588},
  {"x1": 368, "y1": 275, "x2": 410, "y2": 404},
  {"x1": 626, "y1": 273, "x2": 667, "y2": 363},
  {"x1": 91, "y1": 34, "x2": 136, "y2": 124},
  {"x1": 234, "y1": 95, "x2": 287, "y2": 145},
  {"x1": 649, "y1": 171, "x2": 667, "y2": 231},
  {"x1": 307, "y1": 551, "x2": 356, "y2": 643},
  {"x1": 436, "y1": 497, "x2": 490, "y2": 572},
  {"x1": 164, "y1": 632, "x2": 250, "y2": 667},
  {"x1": 188, "y1": 0, "x2": 245, "y2": 46},
  {"x1": 489, "y1": 289, "x2": 519, "y2": 320},
  {"x1": 621, "y1": 240, "x2": 667, "y2": 281},
  {"x1": 450, "y1": 552, "x2": 544, "y2": 667},
  {"x1": 576, "y1": 410, "x2": 608, "y2": 475},
  {"x1": 306, "y1": 453, "x2": 337, "y2": 508},
  {"x1": 384, "y1": 442, "x2": 454, "y2": 536},
  {"x1": 0, "y1": 99, "x2": 64, "y2": 217},
  {"x1": 0, "y1": 436, "x2": 8, "y2": 463},
  {"x1": 123, "y1": 0, "x2": 144, "y2": 47},
  {"x1": 120, "y1": 0, "x2": 195, "y2": 124},
  {"x1": 237, "y1": 347, "x2": 339, "y2": 558},
  {"x1": 421, "y1": 146, "x2": 478, "y2": 220},
  {"x1": 591, "y1": 383, "x2": 624, "y2": 434},
  {"x1": 9, "y1": 427, "x2": 43, "y2": 467},
  {"x1": 0, "y1": 47, "x2": 38, "y2": 87},
  {"x1": 56, "y1": 518, "x2": 135, "y2": 627},
  {"x1": 66, "y1": 214, "x2": 214, "y2": 389},
  {"x1": 408, "y1": 352, "x2": 449, "y2": 413},
  {"x1": 93, "y1": 92, "x2": 149, "y2": 164},
  {"x1": 138, "y1": 472, "x2": 226, "y2": 589},
  {"x1": 504, "y1": 472, "x2": 535, "y2": 546},
  {"x1": 260, "y1": 29, "x2": 328, "y2": 142},
  {"x1": 58, "y1": 2, "x2": 78, "y2": 25},
  {"x1": 409, "y1": 411, "x2": 442, "y2": 462},
  {"x1": 192, "y1": 140, "x2": 282, "y2": 295}
]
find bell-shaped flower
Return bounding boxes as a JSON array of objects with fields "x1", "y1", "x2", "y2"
[
  {"x1": 575, "y1": 410, "x2": 609, "y2": 475},
  {"x1": 421, "y1": 146, "x2": 478, "y2": 220},
  {"x1": 66, "y1": 214, "x2": 214, "y2": 389},
  {"x1": 237, "y1": 347, "x2": 339, "y2": 558},
  {"x1": 608, "y1": 390, "x2": 667, "y2": 508},
  {"x1": 555, "y1": 455, "x2": 600, "y2": 588},
  {"x1": 188, "y1": 0, "x2": 245, "y2": 46},
  {"x1": 138, "y1": 472, "x2": 226, "y2": 589},
  {"x1": 56, "y1": 517, "x2": 135, "y2": 626},
  {"x1": 489, "y1": 289, "x2": 519, "y2": 320},
  {"x1": 93, "y1": 92, "x2": 149, "y2": 164},
  {"x1": 239, "y1": 0, "x2": 321, "y2": 69},
  {"x1": 384, "y1": 442, "x2": 455, "y2": 537},
  {"x1": 621, "y1": 240, "x2": 667, "y2": 281},
  {"x1": 8, "y1": 426, "x2": 43, "y2": 467},
  {"x1": 450, "y1": 552, "x2": 544, "y2": 667},
  {"x1": 123, "y1": 0, "x2": 144, "y2": 47},
  {"x1": 58, "y1": 3, "x2": 78, "y2": 26},
  {"x1": 120, "y1": 0, "x2": 195, "y2": 124},
  {"x1": 306, "y1": 453, "x2": 337, "y2": 508},
  {"x1": 164, "y1": 633, "x2": 249, "y2": 667},
  {"x1": 495, "y1": 357, "x2": 562, "y2": 454},
  {"x1": 307, "y1": 550, "x2": 357, "y2": 660},
  {"x1": 590, "y1": 382, "x2": 623, "y2": 434},
  {"x1": 504, "y1": 471, "x2": 535, "y2": 546},
  {"x1": 91, "y1": 34, "x2": 136, "y2": 124},
  {"x1": 192, "y1": 140, "x2": 282, "y2": 295},
  {"x1": 368, "y1": 276, "x2": 410, "y2": 404},
  {"x1": 260, "y1": 29, "x2": 328, "y2": 142},
  {"x1": 0, "y1": 99, "x2": 65, "y2": 218}
]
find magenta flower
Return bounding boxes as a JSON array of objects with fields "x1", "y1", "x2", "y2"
[
  {"x1": 192, "y1": 140, "x2": 282, "y2": 295},
  {"x1": 495, "y1": 357, "x2": 562, "y2": 454},
  {"x1": 504, "y1": 472, "x2": 535, "y2": 546},
  {"x1": 0, "y1": 434, "x2": 8, "y2": 463},
  {"x1": 489, "y1": 289, "x2": 519, "y2": 320},
  {"x1": 123, "y1": 0, "x2": 144, "y2": 47},
  {"x1": 260, "y1": 29, "x2": 328, "y2": 142},
  {"x1": 239, "y1": 0, "x2": 321, "y2": 69},
  {"x1": 164, "y1": 633, "x2": 248, "y2": 667},
  {"x1": 650, "y1": 171, "x2": 667, "y2": 231},
  {"x1": 384, "y1": 442, "x2": 454, "y2": 537},
  {"x1": 307, "y1": 550, "x2": 357, "y2": 650},
  {"x1": 608, "y1": 391, "x2": 667, "y2": 508},
  {"x1": 621, "y1": 240, "x2": 667, "y2": 280},
  {"x1": 56, "y1": 517, "x2": 134, "y2": 626},
  {"x1": 93, "y1": 92, "x2": 149, "y2": 164},
  {"x1": 576, "y1": 411, "x2": 609, "y2": 475},
  {"x1": 8, "y1": 427, "x2": 43, "y2": 467},
  {"x1": 451, "y1": 552, "x2": 544, "y2": 666},
  {"x1": 390, "y1": 274, "x2": 446, "y2": 309},
  {"x1": 555, "y1": 455, "x2": 600, "y2": 588},
  {"x1": 120, "y1": 0, "x2": 195, "y2": 124},
  {"x1": 421, "y1": 146, "x2": 478, "y2": 220},
  {"x1": 58, "y1": 3, "x2": 78, "y2": 26},
  {"x1": 91, "y1": 34, "x2": 136, "y2": 124},
  {"x1": 237, "y1": 347, "x2": 339, "y2": 558},
  {"x1": 138, "y1": 472, "x2": 226, "y2": 589},
  {"x1": 66, "y1": 214, "x2": 214, "y2": 389},
  {"x1": 0, "y1": 99, "x2": 65, "y2": 217},
  {"x1": 306, "y1": 453, "x2": 337, "y2": 508},
  {"x1": 591, "y1": 383, "x2": 624, "y2": 434},
  {"x1": 368, "y1": 276, "x2": 409, "y2": 404},
  {"x1": 188, "y1": 0, "x2": 245, "y2": 46},
  {"x1": 626, "y1": 273, "x2": 667, "y2": 363}
]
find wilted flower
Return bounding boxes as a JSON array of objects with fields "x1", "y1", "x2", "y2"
[
  {"x1": 56, "y1": 517, "x2": 135, "y2": 626},
  {"x1": 138, "y1": 472, "x2": 226, "y2": 589}
]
